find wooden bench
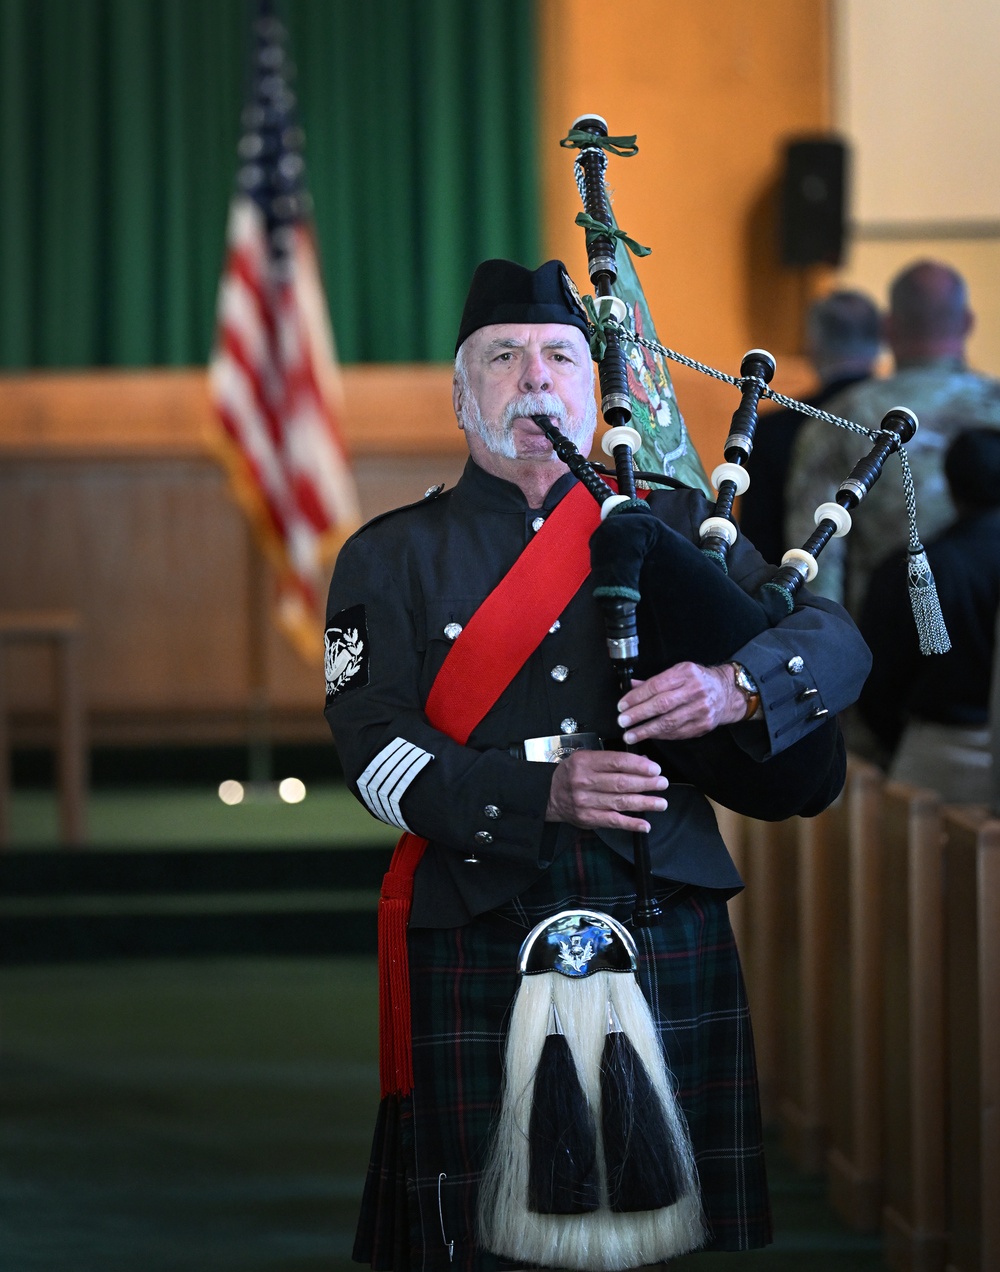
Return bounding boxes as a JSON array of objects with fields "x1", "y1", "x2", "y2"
[
  {"x1": 827, "y1": 760, "x2": 885, "y2": 1230},
  {"x1": 0, "y1": 610, "x2": 87, "y2": 846},
  {"x1": 941, "y1": 807, "x2": 1000, "y2": 1272},
  {"x1": 880, "y1": 780, "x2": 947, "y2": 1272}
]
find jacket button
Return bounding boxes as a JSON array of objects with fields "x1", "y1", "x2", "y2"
[
  {"x1": 474, "y1": 830, "x2": 494, "y2": 845},
  {"x1": 808, "y1": 707, "x2": 829, "y2": 720},
  {"x1": 550, "y1": 665, "x2": 569, "y2": 682},
  {"x1": 532, "y1": 516, "x2": 545, "y2": 532},
  {"x1": 560, "y1": 718, "x2": 578, "y2": 734},
  {"x1": 797, "y1": 687, "x2": 818, "y2": 700},
  {"x1": 787, "y1": 656, "x2": 805, "y2": 674},
  {"x1": 549, "y1": 620, "x2": 561, "y2": 634},
  {"x1": 484, "y1": 805, "x2": 500, "y2": 819},
  {"x1": 444, "y1": 622, "x2": 462, "y2": 640}
]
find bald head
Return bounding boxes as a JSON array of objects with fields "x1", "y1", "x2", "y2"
[{"x1": 886, "y1": 260, "x2": 972, "y2": 364}]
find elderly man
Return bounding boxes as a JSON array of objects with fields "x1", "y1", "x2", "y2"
[
  {"x1": 786, "y1": 260, "x2": 1000, "y2": 614},
  {"x1": 325, "y1": 260, "x2": 870, "y2": 1271}
]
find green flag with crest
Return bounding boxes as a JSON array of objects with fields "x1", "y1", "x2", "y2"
[{"x1": 606, "y1": 211, "x2": 711, "y2": 495}]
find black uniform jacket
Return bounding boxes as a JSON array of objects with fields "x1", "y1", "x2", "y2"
[{"x1": 324, "y1": 459, "x2": 871, "y2": 928}]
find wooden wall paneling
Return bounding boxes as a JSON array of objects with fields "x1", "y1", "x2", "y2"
[
  {"x1": 0, "y1": 456, "x2": 251, "y2": 714},
  {"x1": 828, "y1": 761, "x2": 885, "y2": 1230},
  {"x1": 881, "y1": 782, "x2": 947, "y2": 1272},
  {"x1": 0, "y1": 369, "x2": 466, "y2": 746},
  {"x1": 942, "y1": 809, "x2": 1000, "y2": 1272}
]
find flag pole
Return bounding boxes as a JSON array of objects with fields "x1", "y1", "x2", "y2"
[{"x1": 245, "y1": 526, "x2": 273, "y2": 788}]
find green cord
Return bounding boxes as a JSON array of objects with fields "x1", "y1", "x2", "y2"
[
  {"x1": 574, "y1": 212, "x2": 651, "y2": 258},
  {"x1": 560, "y1": 129, "x2": 640, "y2": 157}
]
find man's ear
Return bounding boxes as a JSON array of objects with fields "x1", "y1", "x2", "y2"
[{"x1": 453, "y1": 374, "x2": 464, "y2": 428}]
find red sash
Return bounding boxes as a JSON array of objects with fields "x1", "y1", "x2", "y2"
[{"x1": 377, "y1": 481, "x2": 602, "y2": 1097}]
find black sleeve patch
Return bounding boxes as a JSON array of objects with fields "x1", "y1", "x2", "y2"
[{"x1": 324, "y1": 605, "x2": 370, "y2": 705}]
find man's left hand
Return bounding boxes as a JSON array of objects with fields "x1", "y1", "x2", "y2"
[{"x1": 617, "y1": 662, "x2": 747, "y2": 744}]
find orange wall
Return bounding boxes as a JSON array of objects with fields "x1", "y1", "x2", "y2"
[{"x1": 539, "y1": 0, "x2": 831, "y2": 459}]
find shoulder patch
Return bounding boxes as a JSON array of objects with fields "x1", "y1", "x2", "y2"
[{"x1": 325, "y1": 605, "x2": 370, "y2": 704}]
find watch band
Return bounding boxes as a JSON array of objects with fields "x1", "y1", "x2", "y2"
[{"x1": 730, "y1": 662, "x2": 761, "y2": 721}]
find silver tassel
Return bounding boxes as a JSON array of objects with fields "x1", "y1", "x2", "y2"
[
  {"x1": 898, "y1": 450, "x2": 950, "y2": 655},
  {"x1": 906, "y1": 547, "x2": 951, "y2": 655}
]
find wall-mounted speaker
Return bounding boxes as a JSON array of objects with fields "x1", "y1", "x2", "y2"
[{"x1": 780, "y1": 137, "x2": 848, "y2": 267}]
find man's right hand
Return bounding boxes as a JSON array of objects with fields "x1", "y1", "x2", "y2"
[{"x1": 544, "y1": 750, "x2": 669, "y2": 833}]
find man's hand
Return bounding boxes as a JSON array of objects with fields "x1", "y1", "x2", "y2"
[
  {"x1": 616, "y1": 662, "x2": 747, "y2": 745},
  {"x1": 545, "y1": 750, "x2": 669, "y2": 834}
]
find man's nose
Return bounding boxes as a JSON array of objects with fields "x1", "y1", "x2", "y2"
[{"x1": 518, "y1": 351, "x2": 551, "y2": 393}]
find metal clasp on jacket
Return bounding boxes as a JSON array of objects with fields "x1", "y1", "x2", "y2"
[{"x1": 437, "y1": 1172, "x2": 454, "y2": 1262}]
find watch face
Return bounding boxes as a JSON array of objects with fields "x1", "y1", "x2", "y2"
[{"x1": 734, "y1": 664, "x2": 758, "y2": 695}]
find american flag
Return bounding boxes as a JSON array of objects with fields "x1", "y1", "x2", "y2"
[{"x1": 209, "y1": 4, "x2": 360, "y2": 663}]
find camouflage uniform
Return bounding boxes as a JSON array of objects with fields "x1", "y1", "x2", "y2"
[{"x1": 785, "y1": 358, "x2": 1000, "y2": 615}]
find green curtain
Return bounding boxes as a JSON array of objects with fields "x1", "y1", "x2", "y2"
[{"x1": 0, "y1": 0, "x2": 539, "y2": 368}]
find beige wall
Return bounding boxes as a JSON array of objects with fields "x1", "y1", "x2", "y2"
[
  {"x1": 833, "y1": 0, "x2": 1000, "y2": 226},
  {"x1": 831, "y1": 0, "x2": 1000, "y2": 375}
]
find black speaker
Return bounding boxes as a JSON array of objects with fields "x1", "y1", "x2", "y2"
[{"x1": 779, "y1": 138, "x2": 847, "y2": 267}]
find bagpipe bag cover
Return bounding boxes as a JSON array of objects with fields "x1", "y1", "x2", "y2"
[{"x1": 589, "y1": 512, "x2": 846, "y2": 821}]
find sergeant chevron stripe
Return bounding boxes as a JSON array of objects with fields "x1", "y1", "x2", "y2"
[{"x1": 357, "y1": 738, "x2": 434, "y2": 831}]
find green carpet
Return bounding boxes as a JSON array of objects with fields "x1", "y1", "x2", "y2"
[
  {"x1": 6, "y1": 784, "x2": 398, "y2": 850},
  {"x1": 0, "y1": 955, "x2": 886, "y2": 1271},
  {"x1": 0, "y1": 957, "x2": 378, "y2": 1271}
]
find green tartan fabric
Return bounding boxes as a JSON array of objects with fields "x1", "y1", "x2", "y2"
[{"x1": 354, "y1": 835, "x2": 771, "y2": 1271}]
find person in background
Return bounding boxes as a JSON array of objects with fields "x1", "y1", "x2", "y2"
[
  {"x1": 739, "y1": 289, "x2": 880, "y2": 565},
  {"x1": 858, "y1": 428, "x2": 1000, "y2": 802},
  {"x1": 786, "y1": 260, "x2": 1000, "y2": 615}
]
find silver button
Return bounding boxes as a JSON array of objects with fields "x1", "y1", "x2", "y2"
[
  {"x1": 787, "y1": 656, "x2": 805, "y2": 674},
  {"x1": 484, "y1": 805, "x2": 500, "y2": 820},
  {"x1": 444, "y1": 622, "x2": 463, "y2": 640},
  {"x1": 549, "y1": 620, "x2": 561, "y2": 634},
  {"x1": 474, "y1": 830, "x2": 493, "y2": 845},
  {"x1": 550, "y1": 665, "x2": 569, "y2": 682},
  {"x1": 560, "y1": 718, "x2": 578, "y2": 734},
  {"x1": 531, "y1": 516, "x2": 545, "y2": 532},
  {"x1": 797, "y1": 687, "x2": 818, "y2": 700},
  {"x1": 424, "y1": 483, "x2": 444, "y2": 499},
  {"x1": 808, "y1": 707, "x2": 829, "y2": 720}
]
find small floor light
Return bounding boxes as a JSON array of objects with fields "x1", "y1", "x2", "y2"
[
  {"x1": 218, "y1": 780, "x2": 245, "y2": 806},
  {"x1": 278, "y1": 777, "x2": 307, "y2": 804}
]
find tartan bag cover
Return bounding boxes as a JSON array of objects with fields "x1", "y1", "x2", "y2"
[{"x1": 377, "y1": 480, "x2": 602, "y2": 1097}]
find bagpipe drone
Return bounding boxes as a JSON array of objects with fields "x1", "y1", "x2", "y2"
[{"x1": 477, "y1": 113, "x2": 950, "y2": 1271}]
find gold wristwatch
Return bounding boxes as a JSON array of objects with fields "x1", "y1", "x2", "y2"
[{"x1": 730, "y1": 662, "x2": 761, "y2": 721}]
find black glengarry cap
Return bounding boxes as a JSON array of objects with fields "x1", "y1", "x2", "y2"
[{"x1": 455, "y1": 259, "x2": 590, "y2": 354}]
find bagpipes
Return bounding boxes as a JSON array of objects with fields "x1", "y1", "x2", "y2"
[{"x1": 478, "y1": 113, "x2": 950, "y2": 1271}]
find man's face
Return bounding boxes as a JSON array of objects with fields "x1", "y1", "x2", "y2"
[{"x1": 453, "y1": 323, "x2": 597, "y2": 468}]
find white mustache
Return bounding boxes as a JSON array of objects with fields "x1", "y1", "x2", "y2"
[{"x1": 499, "y1": 394, "x2": 566, "y2": 429}]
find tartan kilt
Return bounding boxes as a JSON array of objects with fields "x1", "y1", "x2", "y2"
[{"x1": 354, "y1": 834, "x2": 771, "y2": 1271}]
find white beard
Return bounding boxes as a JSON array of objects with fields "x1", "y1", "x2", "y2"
[{"x1": 461, "y1": 390, "x2": 597, "y2": 460}]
